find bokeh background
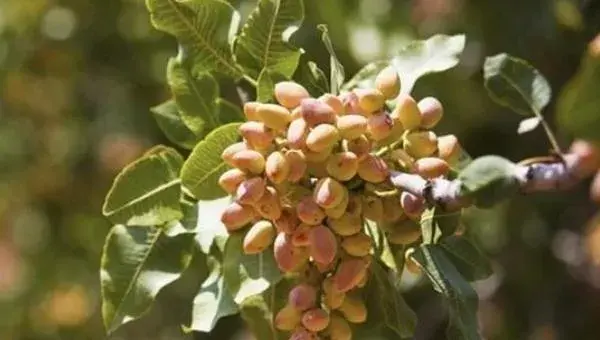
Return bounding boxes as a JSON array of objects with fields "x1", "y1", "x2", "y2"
[{"x1": 1, "y1": 0, "x2": 600, "y2": 339}]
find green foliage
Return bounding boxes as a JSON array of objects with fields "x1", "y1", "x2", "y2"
[
  {"x1": 102, "y1": 146, "x2": 184, "y2": 226},
  {"x1": 458, "y1": 155, "x2": 520, "y2": 208},
  {"x1": 234, "y1": 0, "x2": 305, "y2": 79},
  {"x1": 365, "y1": 260, "x2": 417, "y2": 338},
  {"x1": 439, "y1": 235, "x2": 493, "y2": 282},
  {"x1": 420, "y1": 207, "x2": 462, "y2": 244},
  {"x1": 318, "y1": 24, "x2": 345, "y2": 94},
  {"x1": 189, "y1": 256, "x2": 239, "y2": 332},
  {"x1": 557, "y1": 47, "x2": 600, "y2": 141},
  {"x1": 257, "y1": 68, "x2": 287, "y2": 102},
  {"x1": 151, "y1": 99, "x2": 202, "y2": 150},
  {"x1": 484, "y1": 53, "x2": 551, "y2": 117},
  {"x1": 181, "y1": 123, "x2": 242, "y2": 199},
  {"x1": 222, "y1": 230, "x2": 283, "y2": 304},
  {"x1": 146, "y1": 0, "x2": 243, "y2": 78},
  {"x1": 412, "y1": 245, "x2": 481, "y2": 340},
  {"x1": 194, "y1": 198, "x2": 232, "y2": 253},
  {"x1": 101, "y1": 224, "x2": 196, "y2": 333},
  {"x1": 294, "y1": 59, "x2": 329, "y2": 96},
  {"x1": 343, "y1": 34, "x2": 466, "y2": 95}
]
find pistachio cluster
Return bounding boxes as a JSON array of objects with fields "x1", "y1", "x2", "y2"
[{"x1": 218, "y1": 65, "x2": 463, "y2": 339}]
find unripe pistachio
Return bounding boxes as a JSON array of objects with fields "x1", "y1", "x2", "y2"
[
  {"x1": 285, "y1": 150, "x2": 307, "y2": 182},
  {"x1": 381, "y1": 197, "x2": 403, "y2": 222},
  {"x1": 333, "y1": 257, "x2": 369, "y2": 293},
  {"x1": 325, "y1": 189, "x2": 350, "y2": 219},
  {"x1": 338, "y1": 294, "x2": 367, "y2": 323},
  {"x1": 336, "y1": 114, "x2": 368, "y2": 140},
  {"x1": 275, "y1": 304, "x2": 302, "y2": 331},
  {"x1": 218, "y1": 168, "x2": 247, "y2": 194},
  {"x1": 243, "y1": 101, "x2": 260, "y2": 121},
  {"x1": 328, "y1": 214, "x2": 363, "y2": 236},
  {"x1": 367, "y1": 112, "x2": 394, "y2": 141},
  {"x1": 305, "y1": 146, "x2": 334, "y2": 163},
  {"x1": 400, "y1": 191, "x2": 425, "y2": 220},
  {"x1": 243, "y1": 220, "x2": 276, "y2": 254},
  {"x1": 343, "y1": 135, "x2": 372, "y2": 161},
  {"x1": 341, "y1": 232, "x2": 372, "y2": 257},
  {"x1": 256, "y1": 103, "x2": 292, "y2": 131},
  {"x1": 387, "y1": 218, "x2": 422, "y2": 245},
  {"x1": 288, "y1": 284, "x2": 318, "y2": 311},
  {"x1": 236, "y1": 177, "x2": 266, "y2": 204},
  {"x1": 289, "y1": 327, "x2": 319, "y2": 340},
  {"x1": 362, "y1": 195, "x2": 383, "y2": 222},
  {"x1": 354, "y1": 88, "x2": 385, "y2": 115},
  {"x1": 221, "y1": 202, "x2": 256, "y2": 231},
  {"x1": 287, "y1": 118, "x2": 310, "y2": 150},
  {"x1": 404, "y1": 247, "x2": 421, "y2": 274},
  {"x1": 375, "y1": 65, "x2": 401, "y2": 99},
  {"x1": 346, "y1": 195, "x2": 363, "y2": 218},
  {"x1": 357, "y1": 155, "x2": 389, "y2": 183},
  {"x1": 418, "y1": 96, "x2": 444, "y2": 129},
  {"x1": 592, "y1": 171, "x2": 600, "y2": 203},
  {"x1": 274, "y1": 232, "x2": 309, "y2": 272},
  {"x1": 266, "y1": 151, "x2": 291, "y2": 184},
  {"x1": 356, "y1": 271, "x2": 368, "y2": 288},
  {"x1": 414, "y1": 157, "x2": 450, "y2": 178},
  {"x1": 319, "y1": 93, "x2": 345, "y2": 115},
  {"x1": 404, "y1": 131, "x2": 438, "y2": 158},
  {"x1": 301, "y1": 98, "x2": 337, "y2": 126},
  {"x1": 339, "y1": 91, "x2": 361, "y2": 114},
  {"x1": 306, "y1": 124, "x2": 340, "y2": 152},
  {"x1": 291, "y1": 106, "x2": 303, "y2": 120},
  {"x1": 302, "y1": 308, "x2": 330, "y2": 332},
  {"x1": 297, "y1": 196, "x2": 326, "y2": 225},
  {"x1": 292, "y1": 223, "x2": 313, "y2": 247},
  {"x1": 239, "y1": 121, "x2": 274, "y2": 150},
  {"x1": 221, "y1": 142, "x2": 249, "y2": 166},
  {"x1": 322, "y1": 277, "x2": 345, "y2": 309},
  {"x1": 231, "y1": 150, "x2": 266, "y2": 174},
  {"x1": 569, "y1": 139, "x2": 600, "y2": 177},
  {"x1": 392, "y1": 94, "x2": 421, "y2": 131},
  {"x1": 309, "y1": 225, "x2": 338, "y2": 266},
  {"x1": 275, "y1": 81, "x2": 310, "y2": 109},
  {"x1": 254, "y1": 186, "x2": 282, "y2": 220},
  {"x1": 274, "y1": 206, "x2": 300, "y2": 234},
  {"x1": 315, "y1": 259, "x2": 336, "y2": 273},
  {"x1": 313, "y1": 177, "x2": 346, "y2": 209},
  {"x1": 390, "y1": 148, "x2": 414, "y2": 170},
  {"x1": 327, "y1": 314, "x2": 352, "y2": 340}
]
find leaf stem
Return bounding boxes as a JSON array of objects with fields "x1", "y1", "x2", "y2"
[
  {"x1": 243, "y1": 74, "x2": 258, "y2": 88},
  {"x1": 536, "y1": 112, "x2": 564, "y2": 155}
]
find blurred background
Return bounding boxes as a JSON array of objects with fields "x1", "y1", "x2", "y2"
[{"x1": 1, "y1": 0, "x2": 600, "y2": 339}]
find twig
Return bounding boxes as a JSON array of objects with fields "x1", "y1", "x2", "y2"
[{"x1": 389, "y1": 153, "x2": 593, "y2": 210}]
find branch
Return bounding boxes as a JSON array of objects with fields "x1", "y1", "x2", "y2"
[{"x1": 389, "y1": 153, "x2": 595, "y2": 210}]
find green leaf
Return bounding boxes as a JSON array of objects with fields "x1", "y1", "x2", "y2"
[
  {"x1": 151, "y1": 99, "x2": 201, "y2": 150},
  {"x1": 234, "y1": 0, "x2": 304, "y2": 79},
  {"x1": 317, "y1": 24, "x2": 345, "y2": 94},
  {"x1": 294, "y1": 60, "x2": 329, "y2": 96},
  {"x1": 391, "y1": 34, "x2": 465, "y2": 95},
  {"x1": 239, "y1": 278, "x2": 294, "y2": 340},
  {"x1": 556, "y1": 45, "x2": 600, "y2": 142},
  {"x1": 420, "y1": 207, "x2": 462, "y2": 243},
  {"x1": 342, "y1": 61, "x2": 388, "y2": 91},
  {"x1": 146, "y1": 0, "x2": 243, "y2": 78},
  {"x1": 181, "y1": 123, "x2": 242, "y2": 200},
  {"x1": 412, "y1": 244, "x2": 482, "y2": 340},
  {"x1": 439, "y1": 235, "x2": 493, "y2": 282},
  {"x1": 102, "y1": 146, "x2": 183, "y2": 226},
  {"x1": 257, "y1": 68, "x2": 288, "y2": 102},
  {"x1": 484, "y1": 53, "x2": 552, "y2": 116},
  {"x1": 365, "y1": 220, "x2": 396, "y2": 270},
  {"x1": 101, "y1": 225, "x2": 196, "y2": 333},
  {"x1": 217, "y1": 98, "x2": 245, "y2": 125},
  {"x1": 458, "y1": 155, "x2": 520, "y2": 208},
  {"x1": 167, "y1": 57, "x2": 218, "y2": 135},
  {"x1": 194, "y1": 197, "x2": 231, "y2": 254},
  {"x1": 222, "y1": 230, "x2": 283, "y2": 304},
  {"x1": 189, "y1": 256, "x2": 239, "y2": 332},
  {"x1": 366, "y1": 260, "x2": 417, "y2": 338}
]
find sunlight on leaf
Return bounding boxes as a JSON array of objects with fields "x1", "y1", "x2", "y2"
[{"x1": 317, "y1": 24, "x2": 345, "y2": 94}]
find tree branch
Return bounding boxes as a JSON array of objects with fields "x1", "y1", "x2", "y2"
[{"x1": 389, "y1": 153, "x2": 594, "y2": 210}]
